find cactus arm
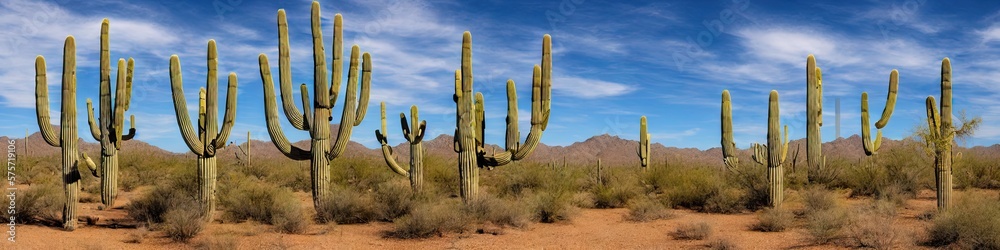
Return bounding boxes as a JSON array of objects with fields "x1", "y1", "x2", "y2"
[
  {"x1": 540, "y1": 34, "x2": 552, "y2": 130},
  {"x1": 721, "y1": 90, "x2": 739, "y2": 169},
  {"x1": 926, "y1": 97, "x2": 940, "y2": 139},
  {"x1": 412, "y1": 105, "x2": 426, "y2": 143},
  {"x1": 329, "y1": 14, "x2": 343, "y2": 108},
  {"x1": 940, "y1": 58, "x2": 952, "y2": 138},
  {"x1": 81, "y1": 153, "x2": 98, "y2": 178},
  {"x1": 259, "y1": 54, "x2": 311, "y2": 160},
  {"x1": 767, "y1": 90, "x2": 781, "y2": 166},
  {"x1": 35, "y1": 56, "x2": 61, "y2": 147},
  {"x1": 327, "y1": 46, "x2": 365, "y2": 160},
  {"x1": 474, "y1": 92, "x2": 485, "y2": 150},
  {"x1": 874, "y1": 70, "x2": 898, "y2": 128},
  {"x1": 354, "y1": 53, "x2": 371, "y2": 126},
  {"x1": 111, "y1": 59, "x2": 129, "y2": 149},
  {"x1": 169, "y1": 55, "x2": 206, "y2": 156},
  {"x1": 400, "y1": 112, "x2": 412, "y2": 141},
  {"x1": 512, "y1": 65, "x2": 550, "y2": 160},
  {"x1": 861, "y1": 92, "x2": 877, "y2": 155},
  {"x1": 780, "y1": 125, "x2": 789, "y2": 163},
  {"x1": 816, "y1": 66, "x2": 823, "y2": 126},
  {"x1": 213, "y1": 73, "x2": 238, "y2": 149},
  {"x1": 299, "y1": 84, "x2": 314, "y2": 132},
  {"x1": 375, "y1": 103, "x2": 408, "y2": 176},
  {"x1": 505, "y1": 80, "x2": 520, "y2": 152},
  {"x1": 275, "y1": 9, "x2": 308, "y2": 130},
  {"x1": 124, "y1": 58, "x2": 134, "y2": 110},
  {"x1": 85, "y1": 99, "x2": 102, "y2": 141},
  {"x1": 122, "y1": 115, "x2": 135, "y2": 141},
  {"x1": 752, "y1": 143, "x2": 767, "y2": 165},
  {"x1": 638, "y1": 116, "x2": 649, "y2": 167}
]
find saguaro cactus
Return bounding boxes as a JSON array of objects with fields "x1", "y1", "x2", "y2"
[
  {"x1": 637, "y1": 116, "x2": 650, "y2": 170},
  {"x1": 721, "y1": 90, "x2": 739, "y2": 170},
  {"x1": 169, "y1": 40, "x2": 238, "y2": 220},
  {"x1": 85, "y1": 19, "x2": 137, "y2": 209},
  {"x1": 453, "y1": 31, "x2": 551, "y2": 203},
  {"x1": 36, "y1": 36, "x2": 97, "y2": 230},
  {"x1": 376, "y1": 102, "x2": 427, "y2": 193},
  {"x1": 259, "y1": 1, "x2": 371, "y2": 210},
  {"x1": 926, "y1": 58, "x2": 954, "y2": 211},
  {"x1": 860, "y1": 69, "x2": 899, "y2": 156},
  {"x1": 805, "y1": 55, "x2": 827, "y2": 182},
  {"x1": 750, "y1": 91, "x2": 789, "y2": 207}
]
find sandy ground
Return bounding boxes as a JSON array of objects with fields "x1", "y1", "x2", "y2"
[{"x1": 3, "y1": 188, "x2": 994, "y2": 250}]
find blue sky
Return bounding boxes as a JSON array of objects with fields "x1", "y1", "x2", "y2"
[{"x1": 2, "y1": 0, "x2": 1000, "y2": 153}]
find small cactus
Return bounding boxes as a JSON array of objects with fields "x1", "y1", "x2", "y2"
[
  {"x1": 638, "y1": 116, "x2": 650, "y2": 170},
  {"x1": 860, "y1": 69, "x2": 899, "y2": 156},
  {"x1": 375, "y1": 102, "x2": 427, "y2": 193},
  {"x1": 84, "y1": 19, "x2": 137, "y2": 209},
  {"x1": 169, "y1": 40, "x2": 238, "y2": 221},
  {"x1": 925, "y1": 58, "x2": 954, "y2": 211},
  {"x1": 749, "y1": 91, "x2": 789, "y2": 207}
]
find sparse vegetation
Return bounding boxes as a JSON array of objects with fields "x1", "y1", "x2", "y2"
[
  {"x1": 752, "y1": 207, "x2": 794, "y2": 232},
  {"x1": 162, "y1": 200, "x2": 205, "y2": 242},
  {"x1": 924, "y1": 193, "x2": 1000, "y2": 249},
  {"x1": 625, "y1": 198, "x2": 673, "y2": 222},
  {"x1": 672, "y1": 222, "x2": 712, "y2": 240},
  {"x1": 386, "y1": 201, "x2": 469, "y2": 239},
  {"x1": 315, "y1": 186, "x2": 379, "y2": 224}
]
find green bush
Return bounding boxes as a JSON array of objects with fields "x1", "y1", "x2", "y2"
[
  {"x1": 800, "y1": 186, "x2": 837, "y2": 215},
  {"x1": 703, "y1": 188, "x2": 744, "y2": 214},
  {"x1": 752, "y1": 207, "x2": 794, "y2": 232},
  {"x1": 924, "y1": 194, "x2": 1000, "y2": 249},
  {"x1": 217, "y1": 174, "x2": 308, "y2": 234},
  {"x1": 528, "y1": 191, "x2": 575, "y2": 223},
  {"x1": 315, "y1": 186, "x2": 378, "y2": 224},
  {"x1": 805, "y1": 207, "x2": 849, "y2": 244},
  {"x1": 126, "y1": 170, "x2": 199, "y2": 225},
  {"x1": 3, "y1": 183, "x2": 63, "y2": 225},
  {"x1": 625, "y1": 198, "x2": 673, "y2": 222},
  {"x1": 373, "y1": 180, "x2": 416, "y2": 221}
]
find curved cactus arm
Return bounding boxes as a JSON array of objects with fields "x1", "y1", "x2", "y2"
[
  {"x1": 327, "y1": 47, "x2": 369, "y2": 160},
  {"x1": 112, "y1": 59, "x2": 128, "y2": 149},
  {"x1": 354, "y1": 53, "x2": 371, "y2": 125},
  {"x1": 213, "y1": 73, "x2": 238, "y2": 149},
  {"x1": 721, "y1": 90, "x2": 739, "y2": 169},
  {"x1": 85, "y1": 99, "x2": 102, "y2": 141},
  {"x1": 481, "y1": 150, "x2": 514, "y2": 167},
  {"x1": 861, "y1": 92, "x2": 880, "y2": 155},
  {"x1": 35, "y1": 56, "x2": 61, "y2": 147},
  {"x1": 512, "y1": 63, "x2": 550, "y2": 160},
  {"x1": 400, "y1": 112, "x2": 412, "y2": 142},
  {"x1": 275, "y1": 9, "x2": 308, "y2": 130},
  {"x1": 122, "y1": 115, "x2": 136, "y2": 141},
  {"x1": 260, "y1": 54, "x2": 311, "y2": 160},
  {"x1": 504, "y1": 80, "x2": 520, "y2": 152},
  {"x1": 751, "y1": 143, "x2": 767, "y2": 165},
  {"x1": 540, "y1": 34, "x2": 552, "y2": 130},
  {"x1": 299, "y1": 84, "x2": 314, "y2": 130},
  {"x1": 80, "y1": 153, "x2": 98, "y2": 178},
  {"x1": 117, "y1": 58, "x2": 136, "y2": 144},
  {"x1": 169, "y1": 55, "x2": 206, "y2": 156},
  {"x1": 875, "y1": 70, "x2": 898, "y2": 129},
  {"x1": 379, "y1": 144, "x2": 408, "y2": 176}
]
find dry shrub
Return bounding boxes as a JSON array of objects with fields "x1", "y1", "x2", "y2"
[
  {"x1": 465, "y1": 194, "x2": 530, "y2": 226},
  {"x1": 4, "y1": 183, "x2": 63, "y2": 225},
  {"x1": 124, "y1": 227, "x2": 149, "y2": 244},
  {"x1": 704, "y1": 188, "x2": 744, "y2": 214},
  {"x1": 800, "y1": 186, "x2": 837, "y2": 215},
  {"x1": 373, "y1": 180, "x2": 416, "y2": 221},
  {"x1": 805, "y1": 207, "x2": 849, "y2": 244},
  {"x1": 847, "y1": 204, "x2": 899, "y2": 250},
  {"x1": 386, "y1": 201, "x2": 469, "y2": 239},
  {"x1": 752, "y1": 207, "x2": 794, "y2": 232},
  {"x1": 924, "y1": 194, "x2": 1000, "y2": 249},
  {"x1": 672, "y1": 222, "x2": 712, "y2": 240},
  {"x1": 315, "y1": 187, "x2": 378, "y2": 224},
  {"x1": 707, "y1": 238, "x2": 740, "y2": 250},
  {"x1": 625, "y1": 198, "x2": 673, "y2": 222},
  {"x1": 528, "y1": 191, "x2": 575, "y2": 223},
  {"x1": 162, "y1": 200, "x2": 205, "y2": 242}
]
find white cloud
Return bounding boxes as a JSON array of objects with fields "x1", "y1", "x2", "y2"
[{"x1": 551, "y1": 76, "x2": 634, "y2": 98}]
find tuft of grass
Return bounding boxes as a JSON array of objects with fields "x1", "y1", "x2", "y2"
[
  {"x1": 625, "y1": 198, "x2": 673, "y2": 222},
  {"x1": 752, "y1": 207, "x2": 794, "y2": 232},
  {"x1": 272, "y1": 202, "x2": 308, "y2": 234},
  {"x1": 465, "y1": 193, "x2": 530, "y2": 227},
  {"x1": 315, "y1": 187, "x2": 378, "y2": 224},
  {"x1": 217, "y1": 174, "x2": 309, "y2": 234},
  {"x1": 124, "y1": 227, "x2": 149, "y2": 244},
  {"x1": 592, "y1": 183, "x2": 638, "y2": 209},
  {"x1": 385, "y1": 201, "x2": 469, "y2": 239},
  {"x1": 162, "y1": 200, "x2": 205, "y2": 243},
  {"x1": 126, "y1": 184, "x2": 198, "y2": 225},
  {"x1": 672, "y1": 222, "x2": 712, "y2": 240},
  {"x1": 923, "y1": 194, "x2": 1000, "y2": 249},
  {"x1": 707, "y1": 238, "x2": 741, "y2": 250},
  {"x1": 805, "y1": 207, "x2": 849, "y2": 244}
]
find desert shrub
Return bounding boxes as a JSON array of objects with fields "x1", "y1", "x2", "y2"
[
  {"x1": 707, "y1": 238, "x2": 740, "y2": 250},
  {"x1": 528, "y1": 190, "x2": 575, "y2": 223},
  {"x1": 800, "y1": 186, "x2": 837, "y2": 215},
  {"x1": 3, "y1": 183, "x2": 63, "y2": 224},
  {"x1": 386, "y1": 201, "x2": 469, "y2": 239},
  {"x1": 423, "y1": 156, "x2": 459, "y2": 196},
  {"x1": 672, "y1": 222, "x2": 712, "y2": 240},
  {"x1": 330, "y1": 158, "x2": 394, "y2": 191},
  {"x1": 126, "y1": 172, "x2": 199, "y2": 225},
  {"x1": 805, "y1": 207, "x2": 849, "y2": 244},
  {"x1": 955, "y1": 150, "x2": 1000, "y2": 189},
  {"x1": 924, "y1": 194, "x2": 1000, "y2": 249},
  {"x1": 162, "y1": 199, "x2": 205, "y2": 242},
  {"x1": 842, "y1": 143, "x2": 930, "y2": 200},
  {"x1": 847, "y1": 204, "x2": 899, "y2": 250},
  {"x1": 625, "y1": 198, "x2": 673, "y2": 222},
  {"x1": 465, "y1": 193, "x2": 530, "y2": 226},
  {"x1": 272, "y1": 202, "x2": 308, "y2": 234},
  {"x1": 646, "y1": 165, "x2": 723, "y2": 210},
  {"x1": 752, "y1": 207, "x2": 794, "y2": 232},
  {"x1": 592, "y1": 183, "x2": 638, "y2": 208},
  {"x1": 217, "y1": 174, "x2": 308, "y2": 233},
  {"x1": 724, "y1": 164, "x2": 769, "y2": 210},
  {"x1": 703, "y1": 188, "x2": 744, "y2": 214},
  {"x1": 373, "y1": 180, "x2": 416, "y2": 221},
  {"x1": 315, "y1": 186, "x2": 378, "y2": 224}
]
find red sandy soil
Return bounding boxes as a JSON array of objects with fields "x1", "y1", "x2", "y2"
[{"x1": 3, "y1": 188, "x2": 996, "y2": 250}]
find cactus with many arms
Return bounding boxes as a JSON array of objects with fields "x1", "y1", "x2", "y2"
[
  {"x1": 169, "y1": 40, "x2": 238, "y2": 220},
  {"x1": 926, "y1": 58, "x2": 954, "y2": 211},
  {"x1": 805, "y1": 55, "x2": 828, "y2": 182},
  {"x1": 258, "y1": 1, "x2": 371, "y2": 210},
  {"x1": 721, "y1": 90, "x2": 739, "y2": 170},
  {"x1": 638, "y1": 116, "x2": 650, "y2": 170},
  {"x1": 35, "y1": 36, "x2": 97, "y2": 230},
  {"x1": 84, "y1": 19, "x2": 137, "y2": 209},
  {"x1": 750, "y1": 91, "x2": 789, "y2": 207},
  {"x1": 452, "y1": 31, "x2": 551, "y2": 203},
  {"x1": 860, "y1": 69, "x2": 899, "y2": 156},
  {"x1": 375, "y1": 102, "x2": 427, "y2": 193}
]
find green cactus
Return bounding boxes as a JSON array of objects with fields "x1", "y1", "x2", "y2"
[
  {"x1": 925, "y1": 58, "x2": 954, "y2": 211},
  {"x1": 376, "y1": 102, "x2": 427, "y2": 193},
  {"x1": 452, "y1": 31, "x2": 551, "y2": 203},
  {"x1": 84, "y1": 19, "x2": 137, "y2": 209},
  {"x1": 258, "y1": 1, "x2": 371, "y2": 211},
  {"x1": 750, "y1": 91, "x2": 789, "y2": 207},
  {"x1": 860, "y1": 70, "x2": 899, "y2": 156},
  {"x1": 805, "y1": 55, "x2": 828, "y2": 182},
  {"x1": 35, "y1": 36, "x2": 98, "y2": 230},
  {"x1": 721, "y1": 90, "x2": 739, "y2": 170},
  {"x1": 638, "y1": 116, "x2": 650, "y2": 170},
  {"x1": 169, "y1": 40, "x2": 238, "y2": 220}
]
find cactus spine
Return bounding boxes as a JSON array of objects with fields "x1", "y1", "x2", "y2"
[
  {"x1": 750, "y1": 91, "x2": 789, "y2": 207},
  {"x1": 84, "y1": 19, "x2": 137, "y2": 209},
  {"x1": 721, "y1": 90, "x2": 739, "y2": 170},
  {"x1": 926, "y1": 58, "x2": 954, "y2": 211},
  {"x1": 860, "y1": 69, "x2": 899, "y2": 156},
  {"x1": 805, "y1": 55, "x2": 827, "y2": 182},
  {"x1": 35, "y1": 36, "x2": 97, "y2": 230},
  {"x1": 638, "y1": 116, "x2": 650, "y2": 170},
  {"x1": 453, "y1": 31, "x2": 551, "y2": 203},
  {"x1": 169, "y1": 40, "x2": 238, "y2": 220},
  {"x1": 376, "y1": 102, "x2": 427, "y2": 192},
  {"x1": 259, "y1": 1, "x2": 371, "y2": 210}
]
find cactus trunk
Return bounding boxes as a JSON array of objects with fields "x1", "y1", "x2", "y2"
[
  {"x1": 721, "y1": 90, "x2": 739, "y2": 169},
  {"x1": 806, "y1": 55, "x2": 825, "y2": 182},
  {"x1": 197, "y1": 156, "x2": 217, "y2": 216},
  {"x1": 100, "y1": 153, "x2": 117, "y2": 208},
  {"x1": 638, "y1": 116, "x2": 650, "y2": 170},
  {"x1": 926, "y1": 58, "x2": 953, "y2": 211},
  {"x1": 750, "y1": 91, "x2": 788, "y2": 208}
]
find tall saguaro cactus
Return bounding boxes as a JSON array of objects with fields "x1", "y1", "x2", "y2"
[
  {"x1": 860, "y1": 69, "x2": 899, "y2": 156},
  {"x1": 721, "y1": 90, "x2": 739, "y2": 170},
  {"x1": 926, "y1": 58, "x2": 954, "y2": 211},
  {"x1": 805, "y1": 55, "x2": 827, "y2": 182},
  {"x1": 453, "y1": 31, "x2": 552, "y2": 203},
  {"x1": 258, "y1": 1, "x2": 371, "y2": 210},
  {"x1": 169, "y1": 40, "x2": 238, "y2": 220},
  {"x1": 376, "y1": 102, "x2": 427, "y2": 192},
  {"x1": 85, "y1": 19, "x2": 137, "y2": 209},
  {"x1": 36, "y1": 36, "x2": 97, "y2": 230},
  {"x1": 637, "y1": 116, "x2": 650, "y2": 170},
  {"x1": 750, "y1": 91, "x2": 789, "y2": 207}
]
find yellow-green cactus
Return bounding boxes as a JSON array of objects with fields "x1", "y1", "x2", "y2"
[
  {"x1": 453, "y1": 31, "x2": 552, "y2": 203},
  {"x1": 84, "y1": 19, "x2": 137, "y2": 209},
  {"x1": 259, "y1": 1, "x2": 371, "y2": 211},
  {"x1": 805, "y1": 55, "x2": 827, "y2": 182},
  {"x1": 925, "y1": 58, "x2": 954, "y2": 211},
  {"x1": 721, "y1": 90, "x2": 738, "y2": 170},
  {"x1": 860, "y1": 69, "x2": 899, "y2": 156},
  {"x1": 376, "y1": 102, "x2": 427, "y2": 193},
  {"x1": 638, "y1": 116, "x2": 650, "y2": 170},
  {"x1": 35, "y1": 36, "x2": 96, "y2": 231},
  {"x1": 169, "y1": 40, "x2": 238, "y2": 221},
  {"x1": 750, "y1": 91, "x2": 788, "y2": 207}
]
